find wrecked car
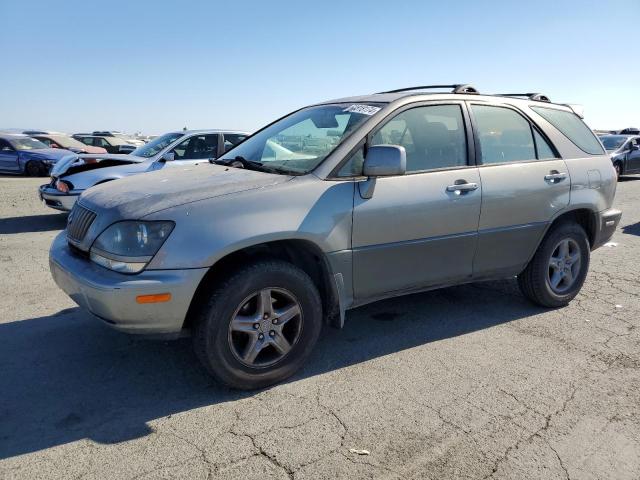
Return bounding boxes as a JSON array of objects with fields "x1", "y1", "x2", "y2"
[{"x1": 38, "y1": 129, "x2": 248, "y2": 211}]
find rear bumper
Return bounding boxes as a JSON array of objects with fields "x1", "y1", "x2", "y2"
[
  {"x1": 49, "y1": 232, "x2": 208, "y2": 334},
  {"x1": 39, "y1": 185, "x2": 81, "y2": 211},
  {"x1": 592, "y1": 208, "x2": 622, "y2": 249}
]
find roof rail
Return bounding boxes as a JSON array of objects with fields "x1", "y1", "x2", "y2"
[
  {"x1": 378, "y1": 84, "x2": 479, "y2": 95},
  {"x1": 496, "y1": 93, "x2": 551, "y2": 103}
]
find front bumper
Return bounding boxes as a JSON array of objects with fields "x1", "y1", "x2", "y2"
[
  {"x1": 592, "y1": 208, "x2": 622, "y2": 249},
  {"x1": 39, "y1": 184, "x2": 81, "y2": 212},
  {"x1": 49, "y1": 232, "x2": 208, "y2": 334}
]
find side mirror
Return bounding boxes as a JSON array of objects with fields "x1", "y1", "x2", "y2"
[
  {"x1": 363, "y1": 145, "x2": 406, "y2": 177},
  {"x1": 160, "y1": 151, "x2": 175, "y2": 162},
  {"x1": 630, "y1": 144, "x2": 639, "y2": 151}
]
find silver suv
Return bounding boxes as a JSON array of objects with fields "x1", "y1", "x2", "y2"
[{"x1": 50, "y1": 84, "x2": 622, "y2": 389}]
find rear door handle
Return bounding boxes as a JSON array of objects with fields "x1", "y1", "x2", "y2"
[
  {"x1": 544, "y1": 171, "x2": 567, "y2": 182},
  {"x1": 446, "y1": 182, "x2": 479, "y2": 194}
]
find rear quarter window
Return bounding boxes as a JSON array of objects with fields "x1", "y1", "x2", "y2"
[{"x1": 531, "y1": 106, "x2": 604, "y2": 155}]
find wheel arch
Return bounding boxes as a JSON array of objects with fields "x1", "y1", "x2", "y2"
[
  {"x1": 547, "y1": 207, "x2": 597, "y2": 248},
  {"x1": 93, "y1": 178, "x2": 118, "y2": 186},
  {"x1": 183, "y1": 239, "x2": 342, "y2": 331},
  {"x1": 519, "y1": 207, "x2": 597, "y2": 276},
  {"x1": 613, "y1": 158, "x2": 624, "y2": 175}
]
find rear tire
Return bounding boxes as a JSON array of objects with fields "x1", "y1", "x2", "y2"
[
  {"x1": 518, "y1": 222, "x2": 590, "y2": 308},
  {"x1": 192, "y1": 259, "x2": 323, "y2": 390}
]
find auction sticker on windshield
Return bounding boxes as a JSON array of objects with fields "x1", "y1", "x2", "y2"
[{"x1": 343, "y1": 104, "x2": 381, "y2": 115}]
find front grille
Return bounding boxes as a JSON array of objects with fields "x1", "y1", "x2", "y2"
[{"x1": 66, "y1": 204, "x2": 96, "y2": 244}]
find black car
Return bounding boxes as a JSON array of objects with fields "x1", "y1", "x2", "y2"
[{"x1": 601, "y1": 135, "x2": 640, "y2": 178}]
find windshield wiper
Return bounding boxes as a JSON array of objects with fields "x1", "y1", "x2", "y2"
[{"x1": 213, "y1": 156, "x2": 300, "y2": 175}]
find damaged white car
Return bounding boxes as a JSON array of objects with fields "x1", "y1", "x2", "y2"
[{"x1": 38, "y1": 129, "x2": 248, "y2": 211}]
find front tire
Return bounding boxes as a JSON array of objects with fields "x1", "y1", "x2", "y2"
[
  {"x1": 25, "y1": 160, "x2": 45, "y2": 177},
  {"x1": 192, "y1": 259, "x2": 323, "y2": 389},
  {"x1": 518, "y1": 222, "x2": 590, "y2": 308},
  {"x1": 614, "y1": 161, "x2": 622, "y2": 180}
]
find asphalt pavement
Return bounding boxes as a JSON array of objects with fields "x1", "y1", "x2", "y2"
[{"x1": 1, "y1": 175, "x2": 638, "y2": 479}]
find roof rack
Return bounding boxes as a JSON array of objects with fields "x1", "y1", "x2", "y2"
[
  {"x1": 496, "y1": 93, "x2": 551, "y2": 103},
  {"x1": 378, "y1": 84, "x2": 479, "y2": 95}
]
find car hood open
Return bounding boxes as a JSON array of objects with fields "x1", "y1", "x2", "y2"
[
  {"x1": 51, "y1": 153, "x2": 146, "y2": 178},
  {"x1": 79, "y1": 164, "x2": 292, "y2": 219}
]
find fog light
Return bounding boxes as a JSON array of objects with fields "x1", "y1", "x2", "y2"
[{"x1": 89, "y1": 251, "x2": 147, "y2": 273}]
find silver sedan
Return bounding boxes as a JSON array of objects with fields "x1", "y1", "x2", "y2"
[{"x1": 39, "y1": 129, "x2": 248, "y2": 211}]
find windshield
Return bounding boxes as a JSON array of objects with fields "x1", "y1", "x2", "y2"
[
  {"x1": 130, "y1": 132, "x2": 184, "y2": 158},
  {"x1": 217, "y1": 103, "x2": 384, "y2": 174},
  {"x1": 9, "y1": 137, "x2": 48, "y2": 150},
  {"x1": 600, "y1": 136, "x2": 628, "y2": 151},
  {"x1": 48, "y1": 135, "x2": 87, "y2": 149}
]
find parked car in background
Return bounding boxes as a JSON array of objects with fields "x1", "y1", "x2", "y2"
[
  {"x1": 72, "y1": 134, "x2": 137, "y2": 154},
  {"x1": 618, "y1": 127, "x2": 640, "y2": 135},
  {"x1": 39, "y1": 129, "x2": 248, "y2": 211},
  {"x1": 31, "y1": 133, "x2": 108, "y2": 154},
  {"x1": 600, "y1": 134, "x2": 640, "y2": 178},
  {"x1": 49, "y1": 85, "x2": 620, "y2": 389},
  {"x1": 92, "y1": 131, "x2": 145, "y2": 147},
  {"x1": 22, "y1": 130, "x2": 49, "y2": 135},
  {"x1": 0, "y1": 134, "x2": 74, "y2": 176}
]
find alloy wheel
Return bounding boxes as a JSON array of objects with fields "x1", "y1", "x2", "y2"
[
  {"x1": 227, "y1": 287, "x2": 303, "y2": 368},
  {"x1": 547, "y1": 238, "x2": 582, "y2": 294}
]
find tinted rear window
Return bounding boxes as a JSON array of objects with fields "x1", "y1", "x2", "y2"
[{"x1": 531, "y1": 106, "x2": 604, "y2": 155}]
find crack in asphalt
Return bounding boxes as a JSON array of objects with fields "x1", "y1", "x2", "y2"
[{"x1": 482, "y1": 385, "x2": 577, "y2": 479}]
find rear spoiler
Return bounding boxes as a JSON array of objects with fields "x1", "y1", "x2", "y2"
[{"x1": 561, "y1": 104, "x2": 585, "y2": 119}]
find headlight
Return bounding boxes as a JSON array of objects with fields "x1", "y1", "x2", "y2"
[
  {"x1": 90, "y1": 221, "x2": 174, "y2": 273},
  {"x1": 55, "y1": 179, "x2": 73, "y2": 193}
]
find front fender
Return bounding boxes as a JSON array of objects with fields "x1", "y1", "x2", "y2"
[{"x1": 143, "y1": 176, "x2": 355, "y2": 270}]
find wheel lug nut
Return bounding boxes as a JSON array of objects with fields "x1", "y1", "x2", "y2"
[
  {"x1": 273, "y1": 318, "x2": 278, "y2": 324},
  {"x1": 258, "y1": 333, "x2": 264, "y2": 340},
  {"x1": 263, "y1": 314, "x2": 269, "y2": 320},
  {"x1": 269, "y1": 330, "x2": 275, "y2": 337},
  {"x1": 253, "y1": 323, "x2": 259, "y2": 329}
]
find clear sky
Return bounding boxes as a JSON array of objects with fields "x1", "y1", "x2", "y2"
[{"x1": 1, "y1": 0, "x2": 638, "y2": 134}]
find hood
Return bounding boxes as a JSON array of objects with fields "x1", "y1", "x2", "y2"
[
  {"x1": 21, "y1": 148, "x2": 75, "y2": 163},
  {"x1": 76, "y1": 145, "x2": 108, "y2": 154},
  {"x1": 80, "y1": 164, "x2": 292, "y2": 218}
]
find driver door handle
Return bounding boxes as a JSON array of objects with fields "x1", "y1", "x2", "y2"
[{"x1": 446, "y1": 182, "x2": 479, "y2": 194}]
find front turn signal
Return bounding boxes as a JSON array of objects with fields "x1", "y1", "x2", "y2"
[{"x1": 136, "y1": 293, "x2": 172, "y2": 304}]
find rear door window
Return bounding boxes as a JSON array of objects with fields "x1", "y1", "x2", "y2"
[
  {"x1": 471, "y1": 105, "x2": 536, "y2": 164},
  {"x1": 223, "y1": 133, "x2": 247, "y2": 152},
  {"x1": 531, "y1": 106, "x2": 604, "y2": 155},
  {"x1": 533, "y1": 130, "x2": 558, "y2": 159}
]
